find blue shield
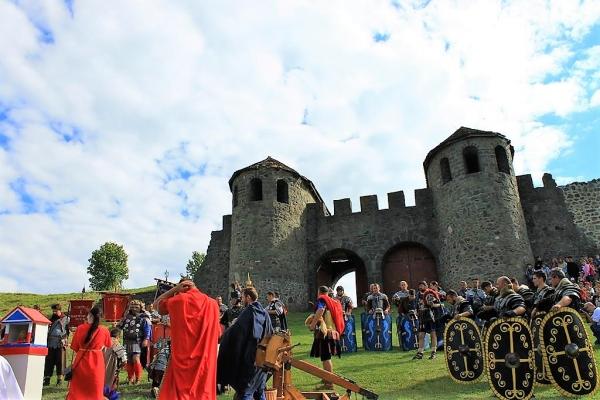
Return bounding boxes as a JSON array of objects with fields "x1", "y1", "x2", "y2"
[
  {"x1": 397, "y1": 314, "x2": 418, "y2": 351},
  {"x1": 340, "y1": 314, "x2": 357, "y2": 353},
  {"x1": 363, "y1": 312, "x2": 393, "y2": 351}
]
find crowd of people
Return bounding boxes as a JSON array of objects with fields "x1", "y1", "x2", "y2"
[
  {"x1": 65, "y1": 259, "x2": 600, "y2": 399},
  {"x1": 2, "y1": 254, "x2": 599, "y2": 399}
]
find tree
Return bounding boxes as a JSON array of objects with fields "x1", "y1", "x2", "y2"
[
  {"x1": 185, "y1": 251, "x2": 206, "y2": 279},
  {"x1": 87, "y1": 242, "x2": 129, "y2": 291}
]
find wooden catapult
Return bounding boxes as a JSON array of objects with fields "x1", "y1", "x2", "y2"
[{"x1": 256, "y1": 332, "x2": 378, "y2": 400}]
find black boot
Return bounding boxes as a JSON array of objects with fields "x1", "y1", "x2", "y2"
[{"x1": 43, "y1": 377, "x2": 51, "y2": 386}]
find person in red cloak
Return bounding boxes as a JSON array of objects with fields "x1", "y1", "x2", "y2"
[
  {"x1": 308, "y1": 286, "x2": 345, "y2": 390},
  {"x1": 66, "y1": 306, "x2": 111, "y2": 400},
  {"x1": 153, "y1": 279, "x2": 220, "y2": 400}
]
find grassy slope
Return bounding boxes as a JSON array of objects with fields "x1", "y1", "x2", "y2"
[
  {"x1": 0, "y1": 290, "x2": 594, "y2": 399},
  {"x1": 0, "y1": 286, "x2": 155, "y2": 316}
]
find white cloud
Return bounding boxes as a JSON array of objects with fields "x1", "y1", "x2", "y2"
[
  {"x1": 591, "y1": 90, "x2": 600, "y2": 107},
  {"x1": 0, "y1": 1, "x2": 598, "y2": 293}
]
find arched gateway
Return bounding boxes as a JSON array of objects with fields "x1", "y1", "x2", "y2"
[
  {"x1": 382, "y1": 243, "x2": 438, "y2": 296},
  {"x1": 316, "y1": 249, "x2": 368, "y2": 300}
]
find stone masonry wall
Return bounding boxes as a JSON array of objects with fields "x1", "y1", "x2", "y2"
[
  {"x1": 305, "y1": 189, "x2": 439, "y2": 297},
  {"x1": 194, "y1": 215, "x2": 231, "y2": 299},
  {"x1": 518, "y1": 174, "x2": 598, "y2": 261},
  {"x1": 561, "y1": 179, "x2": 600, "y2": 252}
]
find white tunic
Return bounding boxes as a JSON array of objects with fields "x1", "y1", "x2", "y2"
[{"x1": 0, "y1": 356, "x2": 23, "y2": 400}]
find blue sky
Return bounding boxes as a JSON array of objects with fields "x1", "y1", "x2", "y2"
[{"x1": 0, "y1": 1, "x2": 599, "y2": 294}]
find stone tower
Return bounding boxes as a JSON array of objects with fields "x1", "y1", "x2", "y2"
[
  {"x1": 424, "y1": 127, "x2": 533, "y2": 285},
  {"x1": 228, "y1": 157, "x2": 323, "y2": 308}
]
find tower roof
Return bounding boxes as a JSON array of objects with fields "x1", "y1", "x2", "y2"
[
  {"x1": 229, "y1": 156, "x2": 330, "y2": 214},
  {"x1": 229, "y1": 157, "x2": 299, "y2": 186},
  {"x1": 423, "y1": 126, "x2": 510, "y2": 170}
]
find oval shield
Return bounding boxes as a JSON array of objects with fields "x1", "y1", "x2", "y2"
[
  {"x1": 530, "y1": 311, "x2": 551, "y2": 386},
  {"x1": 540, "y1": 307, "x2": 599, "y2": 398},
  {"x1": 444, "y1": 317, "x2": 484, "y2": 384},
  {"x1": 484, "y1": 317, "x2": 535, "y2": 400}
]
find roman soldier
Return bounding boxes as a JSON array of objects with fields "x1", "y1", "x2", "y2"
[
  {"x1": 307, "y1": 286, "x2": 345, "y2": 390},
  {"x1": 335, "y1": 286, "x2": 353, "y2": 318},
  {"x1": 148, "y1": 336, "x2": 170, "y2": 398},
  {"x1": 476, "y1": 281, "x2": 499, "y2": 323},
  {"x1": 531, "y1": 270, "x2": 555, "y2": 316},
  {"x1": 511, "y1": 277, "x2": 535, "y2": 316},
  {"x1": 43, "y1": 303, "x2": 70, "y2": 386},
  {"x1": 117, "y1": 299, "x2": 151, "y2": 384},
  {"x1": 445, "y1": 290, "x2": 474, "y2": 319},
  {"x1": 391, "y1": 281, "x2": 412, "y2": 316},
  {"x1": 266, "y1": 291, "x2": 287, "y2": 331},
  {"x1": 549, "y1": 268, "x2": 581, "y2": 311},
  {"x1": 220, "y1": 298, "x2": 244, "y2": 329},
  {"x1": 494, "y1": 276, "x2": 526, "y2": 318},
  {"x1": 365, "y1": 284, "x2": 390, "y2": 315},
  {"x1": 484, "y1": 278, "x2": 536, "y2": 400},
  {"x1": 413, "y1": 281, "x2": 441, "y2": 360}
]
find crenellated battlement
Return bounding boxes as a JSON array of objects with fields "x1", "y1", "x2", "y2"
[
  {"x1": 222, "y1": 214, "x2": 232, "y2": 231},
  {"x1": 326, "y1": 188, "x2": 434, "y2": 217},
  {"x1": 516, "y1": 173, "x2": 558, "y2": 194}
]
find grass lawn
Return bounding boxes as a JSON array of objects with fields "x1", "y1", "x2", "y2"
[
  {"x1": 33, "y1": 312, "x2": 600, "y2": 399},
  {"x1": 0, "y1": 287, "x2": 592, "y2": 400}
]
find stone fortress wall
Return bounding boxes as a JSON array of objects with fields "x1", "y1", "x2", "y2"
[
  {"x1": 561, "y1": 179, "x2": 600, "y2": 251},
  {"x1": 518, "y1": 174, "x2": 600, "y2": 262},
  {"x1": 304, "y1": 189, "x2": 439, "y2": 302},
  {"x1": 194, "y1": 127, "x2": 600, "y2": 310}
]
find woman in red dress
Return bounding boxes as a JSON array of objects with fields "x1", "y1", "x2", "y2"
[{"x1": 67, "y1": 306, "x2": 111, "y2": 400}]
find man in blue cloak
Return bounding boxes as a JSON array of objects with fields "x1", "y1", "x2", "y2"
[{"x1": 218, "y1": 286, "x2": 273, "y2": 400}]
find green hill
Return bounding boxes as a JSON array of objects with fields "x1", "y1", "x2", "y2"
[{"x1": 0, "y1": 286, "x2": 155, "y2": 316}]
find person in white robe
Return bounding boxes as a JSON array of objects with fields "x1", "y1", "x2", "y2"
[{"x1": 0, "y1": 355, "x2": 23, "y2": 400}]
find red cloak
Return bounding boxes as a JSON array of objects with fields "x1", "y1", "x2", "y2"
[
  {"x1": 67, "y1": 323, "x2": 112, "y2": 400},
  {"x1": 317, "y1": 295, "x2": 345, "y2": 333},
  {"x1": 158, "y1": 287, "x2": 220, "y2": 400}
]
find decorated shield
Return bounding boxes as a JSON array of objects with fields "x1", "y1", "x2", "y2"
[
  {"x1": 484, "y1": 317, "x2": 535, "y2": 400},
  {"x1": 540, "y1": 307, "x2": 599, "y2": 398},
  {"x1": 397, "y1": 314, "x2": 418, "y2": 351},
  {"x1": 363, "y1": 310, "x2": 392, "y2": 351},
  {"x1": 340, "y1": 314, "x2": 357, "y2": 353},
  {"x1": 444, "y1": 317, "x2": 484, "y2": 384},
  {"x1": 530, "y1": 312, "x2": 551, "y2": 386}
]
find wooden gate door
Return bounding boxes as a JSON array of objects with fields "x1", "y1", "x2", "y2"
[{"x1": 382, "y1": 244, "x2": 437, "y2": 296}]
